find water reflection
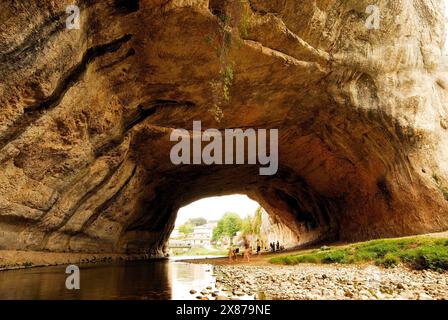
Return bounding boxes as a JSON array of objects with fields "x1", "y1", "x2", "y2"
[
  {"x1": 0, "y1": 260, "x2": 215, "y2": 300},
  {"x1": 170, "y1": 262, "x2": 215, "y2": 300}
]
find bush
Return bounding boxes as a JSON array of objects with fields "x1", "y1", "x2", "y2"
[
  {"x1": 402, "y1": 245, "x2": 448, "y2": 271},
  {"x1": 377, "y1": 252, "x2": 400, "y2": 268},
  {"x1": 321, "y1": 251, "x2": 346, "y2": 264},
  {"x1": 296, "y1": 255, "x2": 318, "y2": 264}
]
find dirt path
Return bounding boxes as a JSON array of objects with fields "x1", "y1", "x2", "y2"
[{"x1": 180, "y1": 252, "x2": 284, "y2": 266}]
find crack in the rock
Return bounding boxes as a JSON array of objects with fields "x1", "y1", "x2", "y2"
[
  {"x1": 94, "y1": 99, "x2": 195, "y2": 158},
  {"x1": 124, "y1": 99, "x2": 195, "y2": 131},
  {"x1": 0, "y1": 34, "x2": 133, "y2": 152},
  {"x1": 26, "y1": 34, "x2": 132, "y2": 114},
  {"x1": 95, "y1": 48, "x2": 136, "y2": 72}
]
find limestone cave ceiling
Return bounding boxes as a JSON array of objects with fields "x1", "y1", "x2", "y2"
[{"x1": 0, "y1": 0, "x2": 447, "y2": 255}]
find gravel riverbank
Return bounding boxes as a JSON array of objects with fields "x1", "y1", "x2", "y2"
[{"x1": 213, "y1": 264, "x2": 448, "y2": 300}]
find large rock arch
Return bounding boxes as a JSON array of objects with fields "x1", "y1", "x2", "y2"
[{"x1": 0, "y1": 0, "x2": 447, "y2": 256}]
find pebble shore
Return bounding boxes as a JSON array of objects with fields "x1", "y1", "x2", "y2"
[{"x1": 212, "y1": 264, "x2": 448, "y2": 300}]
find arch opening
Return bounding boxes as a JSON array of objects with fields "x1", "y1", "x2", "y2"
[
  {"x1": 119, "y1": 163, "x2": 341, "y2": 256},
  {"x1": 166, "y1": 194, "x2": 308, "y2": 258}
]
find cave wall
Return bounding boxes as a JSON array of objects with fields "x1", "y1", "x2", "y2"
[
  {"x1": 0, "y1": 0, "x2": 448, "y2": 255},
  {"x1": 260, "y1": 208, "x2": 300, "y2": 249}
]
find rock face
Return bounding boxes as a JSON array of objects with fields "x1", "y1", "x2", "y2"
[
  {"x1": 0, "y1": 0, "x2": 448, "y2": 255},
  {"x1": 260, "y1": 208, "x2": 300, "y2": 248}
]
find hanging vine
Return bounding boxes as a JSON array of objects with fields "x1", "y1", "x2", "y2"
[{"x1": 205, "y1": 0, "x2": 250, "y2": 122}]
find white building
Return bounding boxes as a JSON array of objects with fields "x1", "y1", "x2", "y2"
[{"x1": 185, "y1": 223, "x2": 216, "y2": 248}]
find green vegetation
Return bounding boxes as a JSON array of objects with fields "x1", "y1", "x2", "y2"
[
  {"x1": 432, "y1": 173, "x2": 448, "y2": 201},
  {"x1": 241, "y1": 207, "x2": 262, "y2": 236},
  {"x1": 270, "y1": 237, "x2": 448, "y2": 271},
  {"x1": 172, "y1": 246, "x2": 227, "y2": 256},
  {"x1": 212, "y1": 207, "x2": 263, "y2": 242},
  {"x1": 222, "y1": 64, "x2": 234, "y2": 102},
  {"x1": 208, "y1": 103, "x2": 224, "y2": 122},
  {"x1": 212, "y1": 212, "x2": 242, "y2": 241},
  {"x1": 188, "y1": 217, "x2": 207, "y2": 226},
  {"x1": 178, "y1": 217, "x2": 207, "y2": 236},
  {"x1": 179, "y1": 223, "x2": 194, "y2": 236},
  {"x1": 203, "y1": 0, "x2": 253, "y2": 121},
  {"x1": 239, "y1": 0, "x2": 250, "y2": 37}
]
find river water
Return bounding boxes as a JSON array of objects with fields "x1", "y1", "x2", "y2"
[{"x1": 0, "y1": 258, "x2": 222, "y2": 300}]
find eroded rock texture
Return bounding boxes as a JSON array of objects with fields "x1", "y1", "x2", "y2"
[{"x1": 1, "y1": 0, "x2": 448, "y2": 255}]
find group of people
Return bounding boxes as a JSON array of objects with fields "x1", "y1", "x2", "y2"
[
  {"x1": 228, "y1": 237, "x2": 252, "y2": 262},
  {"x1": 270, "y1": 241, "x2": 280, "y2": 252},
  {"x1": 228, "y1": 239, "x2": 283, "y2": 263}
]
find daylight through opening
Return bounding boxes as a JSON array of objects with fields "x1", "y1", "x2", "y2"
[{"x1": 168, "y1": 195, "x2": 300, "y2": 258}]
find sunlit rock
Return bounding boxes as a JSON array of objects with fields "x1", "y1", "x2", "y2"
[{"x1": 0, "y1": 0, "x2": 447, "y2": 255}]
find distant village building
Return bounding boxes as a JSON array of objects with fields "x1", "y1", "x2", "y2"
[
  {"x1": 169, "y1": 221, "x2": 217, "y2": 249},
  {"x1": 185, "y1": 222, "x2": 217, "y2": 248}
]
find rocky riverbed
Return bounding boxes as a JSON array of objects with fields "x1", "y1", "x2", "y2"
[{"x1": 212, "y1": 264, "x2": 448, "y2": 300}]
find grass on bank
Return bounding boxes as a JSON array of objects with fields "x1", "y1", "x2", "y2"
[{"x1": 270, "y1": 237, "x2": 448, "y2": 271}]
